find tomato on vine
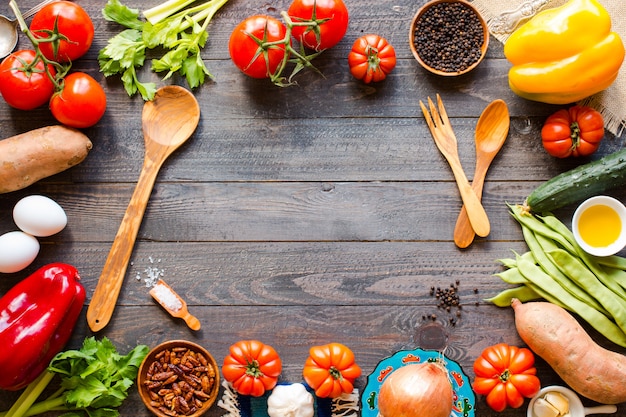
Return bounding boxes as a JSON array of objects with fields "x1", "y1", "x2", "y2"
[
  {"x1": 348, "y1": 34, "x2": 396, "y2": 84},
  {"x1": 541, "y1": 105, "x2": 604, "y2": 158},
  {"x1": 49, "y1": 72, "x2": 106, "y2": 128},
  {"x1": 472, "y1": 343, "x2": 541, "y2": 412},
  {"x1": 303, "y1": 342, "x2": 361, "y2": 398},
  {"x1": 288, "y1": 0, "x2": 349, "y2": 51},
  {"x1": 229, "y1": 15, "x2": 290, "y2": 80},
  {"x1": 29, "y1": 0, "x2": 94, "y2": 63},
  {"x1": 0, "y1": 49, "x2": 56, "y2": 110},
  {"x1": 221, "y1": 340, "x2": 282, "y2": 397}
]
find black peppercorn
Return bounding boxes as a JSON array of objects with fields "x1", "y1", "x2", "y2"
[{"x1": 412, "y1": 2, "x2": 485, "y2": 73}]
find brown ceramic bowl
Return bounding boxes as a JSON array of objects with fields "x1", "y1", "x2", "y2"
[
  {"x1": 409, "y1": 0, "x2": 489, "y2": 76},
  {"x1": 137, "y1": 340, "x2": 220, "y2": 417}
]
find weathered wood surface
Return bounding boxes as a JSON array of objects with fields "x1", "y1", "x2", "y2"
[{"x1": 1, "y1": 0, "x2": 626, "y2": 416}]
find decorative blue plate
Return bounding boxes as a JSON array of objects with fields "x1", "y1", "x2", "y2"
[{"x1": 360, "y1": 348, "x2": 475, "y2": 417}]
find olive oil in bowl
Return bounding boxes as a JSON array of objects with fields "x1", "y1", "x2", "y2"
[{"x1": 573, "y1": 196, "x2": 626, "y2": 257}]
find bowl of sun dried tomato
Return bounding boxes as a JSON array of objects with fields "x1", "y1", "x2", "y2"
[
  {"x1": 137, "y1": 340, "x2": 220, "y2": 417},
  {"x1": 409, "y1": 0, "x2": 489, "y2": 76}
]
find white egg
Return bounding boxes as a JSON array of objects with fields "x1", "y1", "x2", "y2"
[
  {"x1": 0, "y1": 231, "x2": 40, "y2": 273},
  {"x1": 13, "y1": 195, "x2": 68, "y2": 237}
]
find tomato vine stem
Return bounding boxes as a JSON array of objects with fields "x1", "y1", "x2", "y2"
[{"x1": 8, "y1": 0, "x2": 71, "y2": 91}]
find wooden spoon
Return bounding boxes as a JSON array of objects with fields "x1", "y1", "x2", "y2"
[
  {"x1": 453, "y1": 99, "x2": 510, "y2": 248},
  {"x1": 150, "y1": 279, "x2": 201, "y2": 330},
  {"x1": 87, "y1": 86, "x2": 200, "y2": 332}
]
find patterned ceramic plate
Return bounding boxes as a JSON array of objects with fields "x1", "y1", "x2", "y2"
[{"x1": 360, "y1": 348, "x2": 475, "y2": 417}]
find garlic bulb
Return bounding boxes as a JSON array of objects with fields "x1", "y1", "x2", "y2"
[{"x1": 267, "y1": 383, "x2": 314, "y2": 417}]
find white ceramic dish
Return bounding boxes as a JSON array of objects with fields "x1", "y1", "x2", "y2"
[
  {"x1": 572, "y1": 195, "x2": 626, "y2": 257},
  {"x1": 527, "y1": 386, "x2": 616, "y2": 417}
]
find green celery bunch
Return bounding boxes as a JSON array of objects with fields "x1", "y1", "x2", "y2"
[
  {"x1": 1, "y1": 337, "x2": 149, "y2": 417},
  {"x1": 99, "y1": 0, "x2": 229, "y2": 100}
]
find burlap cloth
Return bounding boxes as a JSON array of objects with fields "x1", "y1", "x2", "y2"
[{"x1": 471, "y1": 0, "x2": 626, "y2": 136}]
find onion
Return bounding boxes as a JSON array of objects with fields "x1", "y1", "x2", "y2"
[{"x1": 378, "y1": 361, "x2": 453, "y2": 417}]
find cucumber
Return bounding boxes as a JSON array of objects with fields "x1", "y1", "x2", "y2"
[{"x1": 525, "y1": 148, "x2": 626, "y2": 213}]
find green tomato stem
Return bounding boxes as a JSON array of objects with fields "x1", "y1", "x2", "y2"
[{"x1": 8, "y1": 0, "x2": 71, "y2": 91}]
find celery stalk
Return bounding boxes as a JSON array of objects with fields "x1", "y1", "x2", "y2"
[
  {"x1": 143, "y1": 0, "x2": 196, "y2": 25},
  {"x1": 2, "y1": 372, "x2": 55, "y2": 417}
]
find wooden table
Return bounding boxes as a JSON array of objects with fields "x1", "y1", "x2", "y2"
[{"x1": 1, "y1": 0, "x2": 625, "y2": 415}]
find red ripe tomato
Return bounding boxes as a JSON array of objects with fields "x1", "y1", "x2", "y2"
[
  {"x1": 472, "y1": 343, "x2": 541, "y2": 412},
  {"x1": 541, "y1": 105, "x2": 604, "y2": 158},
  {"x1": 229, "y1": 15, "x2": 289, "y2": 79},
  {"x1": 30, "y1": 1, "x2": 94, "y2": 63},
  {"x1": 0, "y1": 50, "x2": 56, "y2": 110},
  {"x1": 302, "y1": 342, "x2": 361, "y2": 398},
  {"x1": 288, "y1": 0, "x2": 349, "y2": 51},
  {"x1": 348, "y1": 34, "x2": 396, "y2": 83},
  {"x1": 221, "y1": 340, "x2": 282, "y2": 397},
  {"x1": 50, "y1": 72, "x2": 106, "y2": 128}
]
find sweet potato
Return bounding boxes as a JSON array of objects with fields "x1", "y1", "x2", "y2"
[
  {"x1": 0, "y1": 125, "x2": 92, "y2": 194},
  {"x1": 511, "y1": 298, "x2": 626, "y2": 404}
]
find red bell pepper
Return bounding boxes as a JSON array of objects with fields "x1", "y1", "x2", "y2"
[{"x1": 0, "y1": 263, "x2": 85, "y2": 391}]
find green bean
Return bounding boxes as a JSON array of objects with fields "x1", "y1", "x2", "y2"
[
  {"x1": 525, "y1": 226, "x2": 609, "y2": 315},
  {"x1": 597, "y1": 254, "x2": 626, "y2": 271},
  {"x1": 509, "y1": 205, "x2": 577, "y2": 254},
  {"x1": 538, "y1": 212, "x2": 626, "y2": 299},
  {"x1": 516, "y1": 254, "x2": 626, "y2": 347},
  {"x1": 497, "y1": 257, "x2": 517, "y2": 269},
  {"x1": 548, "y1": 248, "x2": 626, "y2": 333},
  {"x1": 514, "y1": 255, "x2": 575, "y2": 311},
  {"x1": 485, "y1": 286, "x2": 541, "y2": 307},
  {"x1": 538, "y1": 212, "x2": 578, "y2": 250},
  {"x1": 495, "y1": 267, "x2": 528, "y2": 285}
]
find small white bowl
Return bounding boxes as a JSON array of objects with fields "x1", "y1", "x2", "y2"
[
  {"x1": 527, "y1": 385, "x2": 616, "y2": 417},
  {"x1": 572, "y1": 196, "x2": 626, "y2": 257}
]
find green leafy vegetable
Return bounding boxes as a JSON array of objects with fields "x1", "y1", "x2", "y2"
[
  {"x1": 1, "y1": 337, "x2": 149, "y2": 417},
  {"x1": 99, "y1": 0, "x2": 229, "y2": 100}
]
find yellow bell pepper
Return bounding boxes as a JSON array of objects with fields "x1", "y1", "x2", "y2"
[{"x1": 504, "y1": 0, "x2": 624, "y2": 104}]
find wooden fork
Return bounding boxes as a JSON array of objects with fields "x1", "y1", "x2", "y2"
[{"x1": 420, "y1": 94, "x2": 490, "y2": 237}]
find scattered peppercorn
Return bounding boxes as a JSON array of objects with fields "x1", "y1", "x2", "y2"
[
  {"x1": 412, "y1": 2, "x2": 485, "y2": 73},
  {"x1": 427, "y1": 281, "x2": 464, "y2": 326}
]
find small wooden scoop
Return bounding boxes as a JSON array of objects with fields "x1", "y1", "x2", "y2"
[
  {"x1": 150, "y1": 279, "x2": 201, "y2": 331},
  {"x1": 87, "y1": 86, "x2": 200, "y2": 332}
]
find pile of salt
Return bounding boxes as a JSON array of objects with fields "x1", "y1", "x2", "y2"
[{"x1": 151, "y1": 281, "x2": 182, "y2": 312}]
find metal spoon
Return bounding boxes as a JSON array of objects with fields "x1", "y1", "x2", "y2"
[
  {"x1": 453, "y1": 99, "x2": 510, "y2": 248},
  {"x1": 86, "y1": 85, "x2": 201, "y2": 332},
  {"x1": 0, "y1": 0, "x2": 58, "y2": 59}
]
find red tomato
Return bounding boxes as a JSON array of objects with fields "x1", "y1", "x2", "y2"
[
  {"x1": 302, "y1": 342, "x2": 361, "y2": 398},
  {"x1": 288, "y1": 0, "x2": 349, "y2": 51},
  {"x1": 541, "y1": 105, "x2": 604, "y2": 158},
  {"x1": 50, "y1": 72, "x2": 106, "y2": 128},
  {"x1": 472, "y1": 343, "x2": 541, "y2": 412},
  {"x1": 348, "y1": 34, "x2": 396, "y2": 83},
  {"x1": 229, "y1": 15, "x2": 289, "y2": 79},
  {"x1": 221, "y1": 340, "x2": 282, "y2": 397},
  {"x1": 30, "y1": 1, "x2": 94, "y2": 63},
  {"x1": 0, "y1": 50, "x2": 56, "y2": 110}
]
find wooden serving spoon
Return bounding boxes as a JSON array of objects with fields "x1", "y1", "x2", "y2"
[
  {"x1": 150, "y1": 279, "x2": 201, "y2": 331},
  {"x1": 453, "y1": 99, "x2": 510, "y2": 248},
  {"x1": 87, "y1": 86, "x2": 200, "y2": 332}
]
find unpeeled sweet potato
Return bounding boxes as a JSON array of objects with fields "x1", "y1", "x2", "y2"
[
  {"x1": 512, "y1": 298, "x2": 626, "y2": 404},
  {"x1": 0, "y1": 125, "x2": 92, "y2": 193}
]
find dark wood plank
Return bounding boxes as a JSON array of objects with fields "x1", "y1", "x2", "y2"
[{"x1": 1, "y1": 0, "x2": 626, "y2": 416}]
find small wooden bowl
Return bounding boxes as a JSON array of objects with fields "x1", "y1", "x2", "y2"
[
  {"x1": 137, "y1": 340, "x2": 220, "y2": 417},
  {"x1": 409, "y1": 0, "x2": 489, "y2": 76}
]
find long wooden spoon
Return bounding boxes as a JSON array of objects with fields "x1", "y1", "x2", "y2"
[
  {"x1": 453, "y1": 99, "x2": 510, "y2": 248},
  {"x1": 87, "y1": 86, "x2": 200, "y2": 332}
]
